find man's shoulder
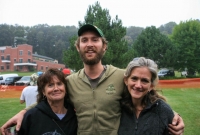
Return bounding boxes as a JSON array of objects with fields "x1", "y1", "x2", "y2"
[
  {"x1": 106, "y1": 65, "x2": 125, "y2": 74},
  {"x1": 67, "y1": 68, "x2": 83, "y2": 79}
]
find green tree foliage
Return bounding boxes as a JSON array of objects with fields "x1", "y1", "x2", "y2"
[
  {"x1": 159, "y1": 22, "x2": 177, "y2": 35},
  {"x1": 0, "y1": 24, "x2": 28, "y2": 46},
  {"x1": 62, "y1": 36, "x2": 83, "y2": 71},
  {"x1": 132, "y1": 26, "x2": 178, "y2": 68},
  {"x1": 0, "y1": 24, "x2": 14, "y2": 46},
  {"x1": 63, "y1": 2, "x2": 132, "y2": 70},
  {"x1": 170, "y1": 19, "x2": 200, "y2": 74},
  {"x1": 126, "y1": 26, "x2": 144, "y2": 46},
  {"x1": 27, "y1": 24, "x2": 77, "y2": 63}
]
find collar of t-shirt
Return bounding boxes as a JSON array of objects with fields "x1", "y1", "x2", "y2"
[{"x1": 85, "y1": 65, "x2": 107, "y2": 88}]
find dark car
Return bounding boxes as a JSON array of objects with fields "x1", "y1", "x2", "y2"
[
  {"x1": 0, "y1": 76, "x2": 22, "y2": 85},
  {"x1": 158, "y1": 69, "x2": 175, "y2": 78},
  {"x1": 15, "y1": 76, "x2": 31, "y2": 86}
]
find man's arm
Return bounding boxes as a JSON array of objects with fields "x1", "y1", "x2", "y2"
[
  {"x1": 169, "y1": 113, "x2": 184, "y2": 135},
  {"x1": 0, "y1": 110, "x2": 26, "y2": 135},
  {"x1": 0, "y1": 103, "x2": 37, "y2": 135},
  {"x1": 19, "y1": 89, "x2": 25, "y2": 104}
]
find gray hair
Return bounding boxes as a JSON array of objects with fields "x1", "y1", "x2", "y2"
[{"x1": 124, "y1": 57, "x2": 158, "y2": 87}]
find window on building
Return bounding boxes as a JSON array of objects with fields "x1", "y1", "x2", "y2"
[
  {"x1": 28, "y1": 51, "x2": 31, "y2": 55},
  {"x1": 19, "y1": 66, "x2": 23, "y2": 70},
  {"x1": 41, "y1": 66, "x2": 43, "y2": 70},
  {"x1": 28, "y1": 59, "x2": 31, "y2": 62},
  {"x1": 1, "y1": 66, "x2": 4, "y2": 70},
  {"x1": 14, "y1": 59, "x2": 17, "y2": 62},
  {"x1": 6, "y1": 55, "x2": 10, "y2": 60},
  {"x1": 19, "y1": 59, "x2": 23, "y2": 63},
  {"x1": 19, "y1": 51, "x2": 23, "y2": 55},
  {"x1": 1, "y1": 50, "x2": 4, "y2": 53},
  {"x1": 6, "y1": 65, "x2": 9, "y2": 70},
  {"x1": 46, "y1": 66, "x2": 48, "y2": 70},
  {"x1": 1, "y1": 56, "x2": 4, "y2": 60}
]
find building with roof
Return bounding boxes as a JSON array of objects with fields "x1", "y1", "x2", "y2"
[{"x1": 0, "y1": 44, "x2": 65, "y2": 72}]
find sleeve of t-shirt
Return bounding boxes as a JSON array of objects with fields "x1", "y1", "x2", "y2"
[{"x1": 20, "y1": 89, "x2": 26, "y2": 100}]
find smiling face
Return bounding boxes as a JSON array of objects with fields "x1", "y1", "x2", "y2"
[
  {"x1": 124, "y1": 67, "x2": 153, "y2": 101},
  {"x1": 76, "y1": 31, "x2": 107, "y2": 65},
  {"x1": 43, "y1": 75, "x2": 66, "y2": 103}
]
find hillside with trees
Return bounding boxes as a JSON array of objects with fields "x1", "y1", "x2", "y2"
[{"x1": 0, "y1": 2, "x2": 199, "y2": 73}]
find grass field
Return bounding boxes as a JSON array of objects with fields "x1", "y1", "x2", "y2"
[
  {"x1": 0, "y1": 71, "x2": 35, "y2": 76},
  {"x1": 0, "y1": 88, "x2": 200, "y2": 135},
  {"x1": 0, "y1": 98, "x2": 25, "y2": 127},
  {"x1": 163, "y1": 88, "x2": 200, "y2": 135}
]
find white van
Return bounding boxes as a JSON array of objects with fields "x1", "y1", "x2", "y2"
[{"x1": 0, "y1": 74, "x2": 18, "y2": 84}]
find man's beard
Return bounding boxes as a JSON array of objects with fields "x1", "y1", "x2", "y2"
[{"x1": 79, "y1": 48, "x2": 104, "y2": 65}]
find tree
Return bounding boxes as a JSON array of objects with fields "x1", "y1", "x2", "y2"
[
  {"x1": 63, "y1": 36, "x2": 83, "y2": 71},
  {"x1": 126, "y1": 26, "x2": 144, "y2": 46},
  {"x1": 27, "y1": 24, "x2": 77, "y2": 63},
  {"x1": 0, "y1": 24, "x2": 14, "y2": 46},
  {"x1": 63, "y1": 2, "x2": 132, "y2": 70},
  {"x1": 170, "y1": 19, "x2": 200, "y2": 74},
  {"x1": 159, "y1": 22, "x2": 177, "y2": 35},
  {"x1": 132, "y1": 26, "x2": 178, "y2": 69}
]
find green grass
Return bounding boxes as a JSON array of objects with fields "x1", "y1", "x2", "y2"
[
  {"x1": 162, "y1": 88, "x2": 200, "y2": 135},
  {"x1": 0, "y1": 71, "x2": 35, "y2": 76},
  {"x1": 0, "y1": 98, "x2": 25, "y2": 126},
  {"x1": 0, "y1": 89, "x2": 200, "y2": 135}
]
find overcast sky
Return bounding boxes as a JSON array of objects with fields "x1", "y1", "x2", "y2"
[{"x1": 0, "y1": 0, "x2": 199, "y2": 28}]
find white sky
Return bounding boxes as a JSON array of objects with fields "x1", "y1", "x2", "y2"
[{"x1": 0, "y1": 0, "x2": 199, "y2": 28}]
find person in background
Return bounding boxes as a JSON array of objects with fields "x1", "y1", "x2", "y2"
[
  {"x1": 19, "y1": 73, "x2": 39, "y2": 107},
  {"x1": 118, "y1": 57, "x2": 175, "y2": 135},
  {"x1": 0, "y1": 24, "x2": 184, "y2": 135},
  {"x1": 18, "y1": 68, "x2": 77, "y2": 135}
]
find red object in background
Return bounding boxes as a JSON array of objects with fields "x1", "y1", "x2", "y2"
[{"x1": 62, "y1": 68, "x2": 71, "y2": 75}]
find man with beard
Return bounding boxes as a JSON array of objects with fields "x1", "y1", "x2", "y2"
[
  {"x1": 66, "y1": 24, "x2": 184, "y2": 135},
  {"x1": 0, "y1": 24, "x2": 184, "y2": 135}
]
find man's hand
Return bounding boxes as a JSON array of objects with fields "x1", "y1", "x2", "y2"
[
  {"x1": 168, "y1": 113, "x2": 184, "y2": 135},
  {"x1": 0, "y1": 110, "x2": 26, "y2": 135}
]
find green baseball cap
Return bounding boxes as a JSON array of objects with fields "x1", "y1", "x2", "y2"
[{"x1": 78, "y1": 24, "x2": 104, "y2": 37}]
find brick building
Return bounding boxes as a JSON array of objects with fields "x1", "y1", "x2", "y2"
[{"x1": 0, "y1": 44, "x2": 65, "y2": 72}]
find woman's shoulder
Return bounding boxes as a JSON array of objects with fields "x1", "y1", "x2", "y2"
[
  {"x1": 155, "y1": 99, "x2": 174, "y2": 117},
  {"x1": 25, "y1": 107, "x2": 39, "y2": 116},
  {"x1": 25, "y1": 101, "x2": 47, "y2": 116}
]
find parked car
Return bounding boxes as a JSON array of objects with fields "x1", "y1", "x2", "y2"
[
  {"x1": 15, "y1": 76, "x2": 31, "y2": 86},
  {"x1": 0, "y1": 74, "x2": 18, "y2": 84},
  {"x1": 0, "y1": 76, "x2": 22, "y2": 85},
  {"x1": 158, "y1": 69, "x2": 175, "y2": 78}
]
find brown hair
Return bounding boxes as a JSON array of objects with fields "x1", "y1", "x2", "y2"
[{"x1": 37, "y1": 68, "x2": 68, "y2": 103}]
